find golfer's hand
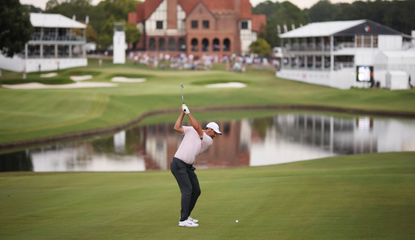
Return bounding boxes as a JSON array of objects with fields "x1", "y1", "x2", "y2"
[{"x1": 182, "y1": 104, "x2": 190, "y2": 115}]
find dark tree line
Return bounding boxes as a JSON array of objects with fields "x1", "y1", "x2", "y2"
[
  {"x1": 253, "y1": 1, "x2": 309, "y2": 47},
  {"x1": 306, "y1": 0, "x2": 415, "y2": 35},
  {"x1": 253, "y1": 0, "x2": 415, "y2": 47},
  {"x1": 1, "y1": 0, "x2": 33, "y2": 57}
]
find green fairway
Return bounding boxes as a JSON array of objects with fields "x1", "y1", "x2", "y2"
[
  {"x1": 0, "y1": 152, "x2": 414, "y2": 239},
  {"x1": 1, "y1": 58, "x2": 415, "y2": 144}
]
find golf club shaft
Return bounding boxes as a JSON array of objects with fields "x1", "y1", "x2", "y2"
[{"x1": 180, "y1": 84, "x2": 185, "y2": 104}]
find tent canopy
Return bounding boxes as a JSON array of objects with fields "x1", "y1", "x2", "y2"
[
  {"x1": 280, "y1": 19, "x2": 402, "y2": 38},
  {"x1": 30, "y1": 13, "x2": 86, "y2": 29}
]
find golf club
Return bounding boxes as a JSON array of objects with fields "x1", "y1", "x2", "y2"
[{"x1": 180, "y1": 83, "x2": 185, "y2": 104}]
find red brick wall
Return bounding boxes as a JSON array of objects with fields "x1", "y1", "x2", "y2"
[
  {"x1": 185, "y1": 2, "x2": 239, "y2": 57},
  {"x1": 167, "y1": 0, "x2": 177, "y2": 29},
  {"x1": 129, "y1": 0, "x2": 261, "y2": 56}
]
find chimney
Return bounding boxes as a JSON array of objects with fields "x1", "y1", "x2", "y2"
[
  {"x1": 234, "y1": 0, "x2": 241, "y2": 18},
  {"x1": 167, "y1": 0, "x2": 177, "y2": 29}
]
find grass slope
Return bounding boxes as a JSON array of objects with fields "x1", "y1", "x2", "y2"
[
  {"x1": 1, "y1": 58, "x2": 414, "y2": 144},
  {"x1": 1, "y1": 152, "x2": 414, "y2": 239}
]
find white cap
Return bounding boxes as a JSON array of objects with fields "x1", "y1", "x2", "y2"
[{"x1": 206, "y1": 122, "x2": 222, "y2": 135}]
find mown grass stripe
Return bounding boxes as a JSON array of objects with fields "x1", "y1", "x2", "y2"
[{"x1": 0, "y1": 92, "x2": 108, "y2": 134}]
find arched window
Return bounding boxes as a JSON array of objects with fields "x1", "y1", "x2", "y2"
[
  {"x1": 213, "y1": 38, "x2": 220, "y2": 52},
  {"x1": 159, "y1": 38, "x2": 166, "y2": 51},
  {"x1": 191, "y1": 38, "x2": 198, "y2": 52},
  {"x1": 168, "y1": 38, "x2": 176, "y2": 51},
  {"x1": 149, "y1": 38, "x2": 156, "y2": 51},
  {"x1": 202, "y1": 38, "x2": 209, "y2": 52},
  {"x1": 178, "y1": 38, "x2": 186, "y2": 51},
  {"x1": 223, "y1": 38, "x2": 230, "y2": 52}
]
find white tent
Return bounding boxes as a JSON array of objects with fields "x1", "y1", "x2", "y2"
[
  {"x1": 386, "y1": 71, "x2": 408, "y2": 90},
  {"x1": 376, "y1": 51, "x2": 415, "y2": 67},
  {"x1": 374, "y1": 50, "x2": 415, "y2": 87}
]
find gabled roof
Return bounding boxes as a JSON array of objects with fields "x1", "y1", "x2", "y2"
[
  {"x1": 128, "y1": 0, "x2": 255, "y2": 24},
  {"x1": 280, "y1": 20, "x2": 365, "y2": 38},
  {"x1": 30, "y1": 13, "x2": 86, "y2": 28},
  {"x1": 239, "y1": 0, "x2": 252, "y2": 19},
  {"x1": 251, "y1": 14, "x2": 266, "y2": 32},
  {"x1": 280, "y1": 19, "x2": 402, "y2": 38},
  {"x1": 176, "y1": 0, "x2": 195, "y2": 14},
  {"x1": 187, "y1": 1, "x2": 218, "y2": 20},
  {"x1": 144, "y1": 0, "x2": 164, "y2": 20},
  {"x1": 200, "y1": 0, "x2": 234, "y2": 12}
]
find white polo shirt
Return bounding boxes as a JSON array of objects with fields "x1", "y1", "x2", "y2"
[{"x1": 174, "y1": 126, "x2": 213, "y2": 164}]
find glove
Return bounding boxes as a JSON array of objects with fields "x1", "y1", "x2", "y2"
[{"x1": 182, "y1": 105, "x2": 190, "y2": 115}]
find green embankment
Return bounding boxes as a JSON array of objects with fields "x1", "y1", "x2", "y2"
[
  {"x1": 1, "y1": 58, "x2": 414, "y2": 144},
  {"x1": 1, "y1": 152, "x2": 414, "y2": 239}
]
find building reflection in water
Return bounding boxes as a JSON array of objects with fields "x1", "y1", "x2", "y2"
[{"x1": 1, "y1": 113, "x2": 415, "y2": 172}]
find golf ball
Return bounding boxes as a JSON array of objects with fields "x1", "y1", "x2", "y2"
[{"x1": 236, "y1": 220, "x2": 239, "y2": 223}]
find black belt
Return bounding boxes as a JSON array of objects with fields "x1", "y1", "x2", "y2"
[{"x1": 173, "y1": 157, "x2": 195, "y2": 169}]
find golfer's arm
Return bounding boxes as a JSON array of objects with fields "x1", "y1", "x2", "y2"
[
  {"x1": 187, "y1": 113, "x2": 203, "y2": 138},
  {"x1": 174, "y1": 112, "x2": 185, "y2": 134}
]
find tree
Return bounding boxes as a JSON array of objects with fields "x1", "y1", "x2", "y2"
[
  {"x1": 252, "y1": 0, "x2": 279, "y2": 18},
  {"x1": 72, "y1": 22, "x2": 98, "y2": 43},
  {"x1": 0, "y1": 0, "x2": 33, "y2": 57},
  {"x1": 308, "y1": 0, "x2": 338, "y2": 22},
  {"x1": 98, "y1": 17, "x2": 141, "y2": 49},
  {"x1": 253, "y1": 1, "x2": 309, "y2": 47},
  {"x1": 249, "y1": 38, "x2": 271, "y2": 56},
  {"x1": 98, "y1": 16, "x2": 117, "y2": 49},
  {"x1": 306, "y1": 0, "x2": 415, "y2": 35},
  {"x1": 23, "y1": 4, "x2": 43, "y2": 13},
  {"x1": 97, "y1": 0, "x2": 138, "y2": 21},
  {"x1": 125, "y1": 22, "x2": 141, "y2": 47},
  {"x1": 45, "y1": 0, "x2": 140, "y2": 49}
]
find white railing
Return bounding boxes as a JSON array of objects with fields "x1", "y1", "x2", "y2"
[
  {"x1": 334, "y1": 62, "x2": 354, "y2": 70},
  {"x1": 31, "y1": 35, "x2": 85, "y2": 42}
]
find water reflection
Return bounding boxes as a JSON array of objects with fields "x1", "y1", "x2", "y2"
[{"x1": 1, "y1": 113, "x2": 415, "y2": 172}]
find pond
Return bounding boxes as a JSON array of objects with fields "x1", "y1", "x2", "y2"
[{"x1": 1, "y1": 112, "x2": 415, "y2": 172}]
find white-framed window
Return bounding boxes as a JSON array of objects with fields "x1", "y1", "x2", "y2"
[
  {"x1": 146, "y1": 0, "x2": 167, "y2": 33},
  {"x1": 156, "y1": 21, "x2": 163, "y2": 29},
  {"x1": 241, "y1": 21, "x2": 248, "y2": 29}
]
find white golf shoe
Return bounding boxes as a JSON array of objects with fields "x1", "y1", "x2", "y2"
[
  {"x1": 179, "y1": 219, "x2": 199, "y2": 227},
  {"x1": 188, "y1": 216, "x2": 198, "y2": 223}
]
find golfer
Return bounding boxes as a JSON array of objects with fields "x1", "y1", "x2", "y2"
[{"x1": 171, "y1": 104, "x2": 222, "y2": 227}]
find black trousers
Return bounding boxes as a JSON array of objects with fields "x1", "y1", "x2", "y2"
[{"x1": 171, "y1": 157, "x2": 201, "y2": 221}]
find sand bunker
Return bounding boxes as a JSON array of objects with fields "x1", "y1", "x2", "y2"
[
  {"x1": 111, "y1": 77, "x2": 146, "y2": 83},
  {"x1": 205, "y1": 82, "x2": 247, "y2": 88},
  {"x1": 70, "y1": 75, "x2": 93, "y2": 81},
  {"x1": 2, "y1": 82, "x2": 117, "y2": 89},
  {"x1": 40, "y1": 73, "x2": 58, "y2": 78}
]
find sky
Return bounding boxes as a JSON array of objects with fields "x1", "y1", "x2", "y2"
[{"x1": 20, "y1": 0, "x2": 356, "y2": 11}]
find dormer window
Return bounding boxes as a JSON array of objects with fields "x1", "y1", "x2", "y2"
[
  {"x1": 156, "y1": 21, "x2": 163, "y2": 30},
  {"x1": 241, "y1": 21, "x2": 248, "y2": 29}
]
